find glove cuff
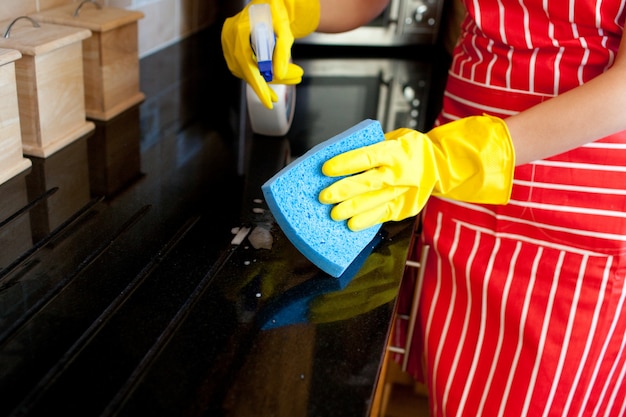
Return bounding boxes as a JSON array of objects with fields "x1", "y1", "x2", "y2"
[
  {"x1": 283, "y1": 0, "x2": 320, "y2": 38},
  {"x1": 249, "y1": 0, "x2": 320, "y2": 38},
  {"x1": 428, "y1": 115, "x2": 516, "y2": 204}
]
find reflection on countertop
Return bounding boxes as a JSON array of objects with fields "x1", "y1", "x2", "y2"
[{"x1": 0, "y1": 24, "x2": 439, "y2": 417}]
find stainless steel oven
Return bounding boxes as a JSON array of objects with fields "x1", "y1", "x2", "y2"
[
  {"x1": 296, "y1": 0, "x2": 444, "y2": 46},
  {"x1": 285, "y1": 58, "x2": 433, "y2": 157}
]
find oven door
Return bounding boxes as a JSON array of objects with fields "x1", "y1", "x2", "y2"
[
  {"x1": 286, "y1": 58, "x2": 432, "y2": 157},
  {"x1": 296, "y1": 0, "x2": 444, "y2": 46}
]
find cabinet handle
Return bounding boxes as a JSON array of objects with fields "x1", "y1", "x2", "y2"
[
  {"x1": 74, "y1": 0, "x2": 102, "y2": 17},
  {"x1": 401, "y1": 244, "x2": 429, "y2": 372},
  {"x1": 3, "y1": 16, "x2": 40, "y2": 39}
]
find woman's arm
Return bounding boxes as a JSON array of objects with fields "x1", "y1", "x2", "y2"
[
  {"x1": 316, "y1": 0, "x2": 391, "y2": 33},
  {"x1": 506, "y1": 32, "x2": 626, "y2": 165}
]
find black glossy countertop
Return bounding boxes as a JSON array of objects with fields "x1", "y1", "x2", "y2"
[{"x1": 0, "y1": 24, "x2": 437, "y2": 417}]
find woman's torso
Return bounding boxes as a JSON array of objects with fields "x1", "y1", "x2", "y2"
[
  {"x1": 436, "y1": 0, "x2": 626, "y2": 256},
  {"x1": 451, "y1": 0, "x2": 624, "y2": 95}
]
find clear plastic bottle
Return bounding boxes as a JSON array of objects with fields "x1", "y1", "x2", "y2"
[
  {"x1": 246, "y1": 83, "x2": 295, "y2": 136},
  {"x1": 246, "y1": 3, "x2": 295, "y2": 136}
]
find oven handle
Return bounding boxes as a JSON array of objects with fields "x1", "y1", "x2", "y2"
[{"x1": 376, "y1": 75, "x2": 392, "y2": 131}]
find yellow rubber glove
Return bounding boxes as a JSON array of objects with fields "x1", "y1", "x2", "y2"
[
  {"x1": 221, "y1": 0, "x2": 320, "y2": 109},
  {"x1": 318, "y1": 115, "x2": 516, "y2": 231}
]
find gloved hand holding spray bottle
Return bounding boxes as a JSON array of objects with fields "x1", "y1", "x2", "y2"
[{"x1": 221, "y1": 0, "x2": 320, "y2": 134}]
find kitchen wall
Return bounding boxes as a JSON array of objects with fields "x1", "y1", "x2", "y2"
[{"x1": 0, "y1": 0, "x2": 225, "y2": 57}]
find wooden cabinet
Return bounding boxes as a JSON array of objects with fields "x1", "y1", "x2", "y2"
[
  {"x1": 34, "y1": 3, "x2": 145, "y2": 121},
  {"x1": 0, "y1": 17, "x2": 94, "y2": 158},
  {"x1": 0, "y1": 48, "x2": 31, "y2": 185}
]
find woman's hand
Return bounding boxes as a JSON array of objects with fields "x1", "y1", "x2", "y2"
[
  {"x1": 221, "y1": 0, "x2": 320, "y2": 109},
  {"x1": 319, "y1": 115, "x2": 516, "y2": 231}
]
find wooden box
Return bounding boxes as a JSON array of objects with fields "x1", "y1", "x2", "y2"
[
  {"x1": 0, "y1": 48, "x2": 31, "y2": 185},
  {"x1": 0, "y1": 17, "x2": 94, "y2": 158},
  {"x1": 34, "y1": 3, "x2": 145, "y2": 121}
]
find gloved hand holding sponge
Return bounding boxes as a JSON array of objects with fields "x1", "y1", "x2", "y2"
[
  {"x1": 319, "y1": 115, "x2": 516, "y2": 231},
  {"x1": 221, "y1": 0, "x2": 320, "y2": 109}
]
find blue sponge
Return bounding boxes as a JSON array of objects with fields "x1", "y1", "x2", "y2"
[{"x1": 262, "y1": 119, "x2": 385, "y2": 277}]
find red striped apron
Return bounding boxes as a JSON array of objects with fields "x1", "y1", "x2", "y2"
[{"x1": 390, "y1": 0, "x2": 626, "y2": 415}]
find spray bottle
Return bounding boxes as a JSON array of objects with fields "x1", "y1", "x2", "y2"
[{"x1": 246, "y1": 3, "x2": 296, "y2": 136}]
